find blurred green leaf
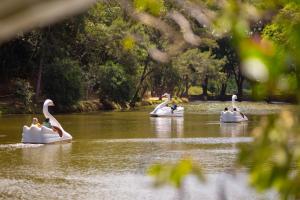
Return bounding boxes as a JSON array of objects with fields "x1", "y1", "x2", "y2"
[
  {"x1": 122, "y1": 35, "x2": 136, "y2": 50},
  {"x1": 148, "y1": 157, "x2": 205, "y2": 188},
  {"x1": 134, "y1": 0, "x2": 165, "y2": 16}
]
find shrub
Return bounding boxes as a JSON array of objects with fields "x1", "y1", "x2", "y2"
[
  {"x1": 95, "y1": 61, "x2": 133, "y2": 103},
  {"x1": 43, "y1": 59, "x2": 82, "y2": 106},
  {"x1": 13, "y1": 78, "x2": 34, "y2": 107}
]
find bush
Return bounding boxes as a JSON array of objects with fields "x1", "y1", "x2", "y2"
[
  {"x1": 188, "y1": 86, "x2": 202, "y2": 95},
  {"x1": 95, "y1": 61, "x2": 133, "y2": 103},
  {"x1": 13, "y1": 78, "x2": 34, "y2": 107},
  {"x1": 43, "y1": 59, "x2": 82, "y2": 106}
]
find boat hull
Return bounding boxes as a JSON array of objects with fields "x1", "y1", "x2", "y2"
[
  {"x1": 220, "y1": 111, "x2": 248, "y2": 123},
  {"x1": 150, "y1": 106, "x2": 184, "y2": 117},
  {"x1": 22, "y1": 125, "x2": 72, "y2": 144}
]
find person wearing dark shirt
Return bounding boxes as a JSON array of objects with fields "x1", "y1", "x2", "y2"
[
  {"x1": 43, "y1": 118, "x2": 52, "y2": 128},
  {"x1": 171, "y1": 104, "x2": 177, "y2": 113}
]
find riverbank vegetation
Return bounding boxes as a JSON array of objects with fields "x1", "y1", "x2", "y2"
[{"x1": 0, "y1": 1, "x2": 296, "y2": 114}]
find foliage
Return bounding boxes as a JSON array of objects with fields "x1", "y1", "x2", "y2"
[
  {"x1": 172, "y1": 48, "x2": 226, "y2": 95},
  {"x1": 215, "y1": 37, "x2": 244, "y2": 97},
  {"x1": 148, "y1": 158, "x2": 205, "y2": 188},
  {"x1": 234, "y1": 4, "x2": 300, "y2": 198},
  {"x1": 262, "y1": 2, "x2": 300, "y2": 49},
  {"x1": 82, "y1": 2, "x2": 156, "y2": 104},
  {"x1": 207, "y1": 79, "x2": 221, "y2": 95},
  {"x1": 43, "y1": 59, "x2": 82, "y2": 106},
  {"x1": 225, "y1": 76, "x2": 238, "y2": 95},
  {"x1": 149, "y1": 64, "x2": 181, "y2": 96},
  {"x1": 222, "y1": 2, "x2": 300, "y2": 198},
  {"x1": 12, "y1": 78, "x2": 35, "y2": 108},
  {"x1": 239, "y1": 111, "x2": 300, "y2": 200},
  {"x1": 94, "y1": 61, "x2": 134, "y2": 104},
  {"x1": 134, "y1": 0, "x2": 166, "y2": 16},
  {"x1": 188, "y1": 86, "x2": 202, "y2": 95},
  {"x1": 0, "y1": 39, "x2": 35, "y2": 82}
]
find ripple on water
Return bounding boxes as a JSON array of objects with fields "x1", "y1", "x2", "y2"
[
  {"x1": 0, "y1": 143, "x2": 44, "y2": 150},
  {"x1": 206, "y1": 121, "x2": 222, "y2": 125},
  {"x1": 94, "y1": 137, "x2": 253, "y2": 144},
  {"x1": 0, "y1": 173, "x2": 277, "y2": 200}
]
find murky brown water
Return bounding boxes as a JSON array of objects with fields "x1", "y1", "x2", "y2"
[{"x1": 0, "y1": 109, "x2": 277, "y2": 199}]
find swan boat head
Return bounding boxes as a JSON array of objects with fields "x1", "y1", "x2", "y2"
[
  {"x1": 44, "y1": 99, "x2": 55, "y2": 107},
  {"x1": 162, "y1": 93, "x2": 171, "y2": 100},
  {"x1": 232, "y1": 95, "x2": 237, "y2": 101},
  {"x1": 43, "y1": 99, "x2": 56, "y2": 120}
]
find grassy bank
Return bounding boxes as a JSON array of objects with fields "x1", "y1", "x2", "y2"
[
  {"x1": 0, "y1": 97, "x2": 292, "y2": 115},
  {"x1": 184, "y1": 101, "x2": 293, "y2": 114},
  {"x1": 0, "y1": 96, "x2": 189, "y2": 114},
  {"x1": 137, "y1": 101, "x2": 292, "y2": 115},
  {"x1": 0, "y1": 99, "x2": 104, "y2": 114}
]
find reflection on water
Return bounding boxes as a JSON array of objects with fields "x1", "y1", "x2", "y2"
[
  {"x1": 0, "y1": 111, "x2": 276, "y2": 199},
  {"x1": 150, "y1": 117, "x2": 184, "y2": 138},
  {"x1": 220, "y1": 123, "x2": 248, "y2": 136},
  {"x1": 22, "y1": 143, "x2": 72, "y2": 167}
]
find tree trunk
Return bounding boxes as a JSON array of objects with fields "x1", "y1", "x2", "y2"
[
  {"x1": 35, "y1": 55, "x2": 43, "y2": 101},
  {"x1": 237, "y1": 81, "x2": 243, "y2": 99},
  {"x1": 233, "y1": 67, "x2": 244, "y2": 101},
  {"x1": 236, "y1": 76, "x2": 244, "y2": 101},
  {"x1": 219, "y1": 73, "x2": 230, "y2": 101},
  {"x1": 202, "y1": 76, "x2": 208, "y2": 100},
  {"x1": 35, "y1": 29, "x2": 48, "y2": 102},
  {"x1": 182, "y1": 75, "x2": 189, "y2": 97},
  {"x1": 179, "y1": 85, "x2": 185, "y2": 98},
  {"x1": 140, "y1": 84, "x2": 148, "y2": 99},
  {"x1": 130, "y1": 56, "x2": 150, "y2": 107},
  {"x1": 219, "y1": 83, "x2": 227, "y2": 100}
]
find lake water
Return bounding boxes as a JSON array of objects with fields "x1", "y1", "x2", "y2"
[{"x1": 0, "y1": 108, "x2": 277, "y2": 199}]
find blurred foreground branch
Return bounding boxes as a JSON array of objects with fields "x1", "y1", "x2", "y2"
[
  {"x1": 0, "y1": 0, "x2": 96, "y2": 43},
  {"x1": 120, "y1": 0, "x2": 217, "y2": 62}
]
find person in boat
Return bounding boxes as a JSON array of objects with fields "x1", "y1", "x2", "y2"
[
  {"x1": 171, "y1": 104, "x2": 177, "y2": 113},
  {"x1": 43, "y1": 118, "x2": 52, "y2": 128},
  {"x1": 42, "y1": 118, "x2": 63, "y2": 137},
  {"x1": 32, "y1": 118, "x2": 41, "y2": 127},
  {"x1": 233, "y1": 108, "x2": 245, "y2": 118}
]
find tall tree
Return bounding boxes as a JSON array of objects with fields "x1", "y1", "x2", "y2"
[{"x1": 173, "y1": 48, "x2": 225, "y2": 99}]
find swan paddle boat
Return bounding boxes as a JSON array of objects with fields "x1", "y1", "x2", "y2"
[
  {"x1": 22, "y1": 99, "x2": 72, "y2": 144},
  {"x1": 220, "y1": 95, "x2": 248, "y2": 123},
  {"x1": 150, "y1": 93, "x2": 184, "y2": 117}
]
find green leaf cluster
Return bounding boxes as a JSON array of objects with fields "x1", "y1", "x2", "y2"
[
  {"x1": 43, "y1": 59, "x2": 83, "y2": 106},
  {"x1": 95, "y1": 61, "x2": 134, "y2": 104},
  {"x1": 148, "y1": 158, "x2": 205, "y2": 188}
]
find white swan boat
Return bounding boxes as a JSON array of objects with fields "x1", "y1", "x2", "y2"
[
  {"x1": 150, "y1": 93, "x2": 184, "y2": 117},
  {"x1": 22, "y1": 99, "x2": 72, "y2": 144},
  {"x1": 220, "y1": 95, "x2": 248, "y2": 123}
]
